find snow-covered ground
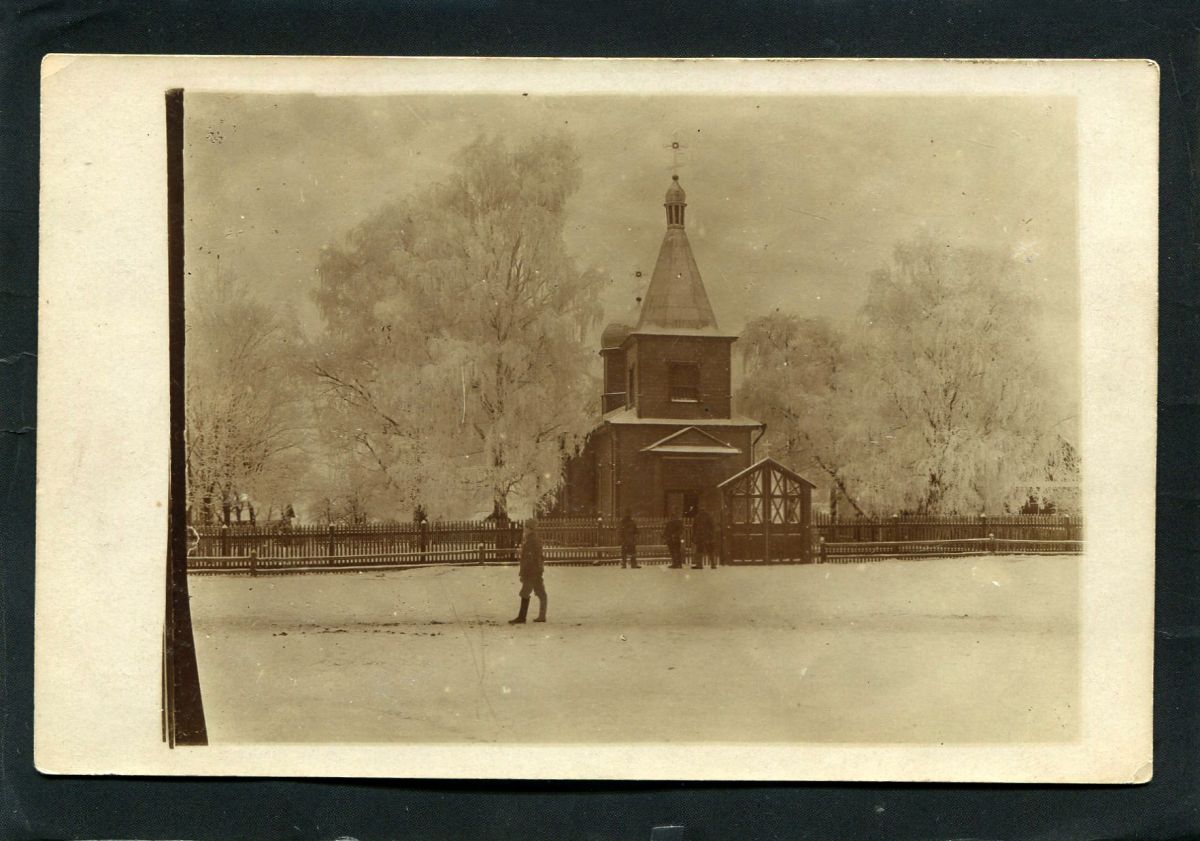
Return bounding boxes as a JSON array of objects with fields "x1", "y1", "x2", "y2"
[{"x1": 189, "y1": 556, "x2": 1078, "y2": 744}]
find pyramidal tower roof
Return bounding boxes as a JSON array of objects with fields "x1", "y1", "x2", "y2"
[{"x1": 634, "y1": 176, "x2": 727, "y2": 336}]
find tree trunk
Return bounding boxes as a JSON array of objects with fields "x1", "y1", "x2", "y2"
[
  {"x1": 491, "y1": 497, "x2": 508, "y2": 520},
  {"x1": 923, "y1": 472, "x2": 944, "y2": 514},
  {"x1": 491, "y1": 438, "x2": 508, "y2": 520}
]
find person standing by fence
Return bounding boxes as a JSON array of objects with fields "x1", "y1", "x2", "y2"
[
  {"x1": 509, "y1": 521, "x2": 547, "y2": 624},
  {"x1": 692, "y1": 507, "x2": 715, "y2": 569},
  {"x1": 417, "y1": 514, "x2": 430, "y2": 564},
  {"x1": 664, "y1": 516, "x2": 684, "y2": 568},
  {"x1": 619, "y1": 510, "x2": 640, "y2": 569}
]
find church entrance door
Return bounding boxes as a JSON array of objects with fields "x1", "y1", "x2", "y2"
[{"x1": 665, "y1": 490, "x2": 699, "y2": 519}]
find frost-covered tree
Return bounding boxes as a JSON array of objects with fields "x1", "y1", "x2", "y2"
[
  {"x1": 304, "y1": 450, "x2": 378, "y2": 525},
  {"x1": 737, "y1": 236, "x2": 1075, "y2": 516},
  {"x1": 312, "y1": 133, "x2": 605, "y2": 518},
  {"x1": 736, "y1": 313, "x2": 870, "y2": 516},
  {"x1": 851, "y1": 235, "x2": 1065, "y2": 513},
  {"x1": 185, "y1": 271, "x2": 309, "y2": 524}
]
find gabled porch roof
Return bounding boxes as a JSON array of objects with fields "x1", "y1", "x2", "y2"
[
  {"x1": 717, "y1": 456, "x2": 817, "y2": 489},
  {"x1": 641, "y1": 426, "x2": 742, "y2": 456}
]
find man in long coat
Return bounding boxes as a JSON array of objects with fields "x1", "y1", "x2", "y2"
[
  {"x1": 664, "y1": 516, "x2": 684, "y2": 568},
  {"x1": 619, "y1": 510, "x2": 640, "y2": 568},
  {"x1": 692, "y1": 507, "x2": 716, "y2": 569},
  {"x1": 509, "y1": 521, "x2": 547, "y2": 624}
]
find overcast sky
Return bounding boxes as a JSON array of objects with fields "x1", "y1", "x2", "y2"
[{"x1": 184, "y1": 91, "x2": 1079, "y2": 396}]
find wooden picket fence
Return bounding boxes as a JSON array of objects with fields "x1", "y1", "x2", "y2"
[
  {"x1": 193, "y1": 519, "x2": 515, "y2": 564},
  {"x1": 812, "y1": 512, "x2": 1082, "y2": 544},
  {"x1": 189, "y1": 516, "x2": 697, "y2": 574},
  {"x1": 818, "y1": 535, "x2": 1084, "y2": 563},
  {"x1": 187, "y1": 513, "x2": 1081, "y2": 575}
]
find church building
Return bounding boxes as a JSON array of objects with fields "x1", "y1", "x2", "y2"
[{"x1": 559, "y1": 176, "x2": 764, "y2": 518}]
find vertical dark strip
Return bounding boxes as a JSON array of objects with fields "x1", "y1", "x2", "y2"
[{"x1": 165, "y1": 88, "x2": 208, "y2": 746}]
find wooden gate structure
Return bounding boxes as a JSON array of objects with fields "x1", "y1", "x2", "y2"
[{"x1": 718, "y1": 457, "x2": 815, "y2": 564}]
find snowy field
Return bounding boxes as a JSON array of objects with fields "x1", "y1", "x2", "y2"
[{"x1": 189, "y1": 556, "x2": 1079, "y2": 744}]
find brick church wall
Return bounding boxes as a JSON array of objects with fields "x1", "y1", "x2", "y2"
[
  {"x1": 611, "y1": 424, "x2": 754, "y2": 517},
  {"x1": 628, "y1": 335, "x2": 736, "y2": 420}
]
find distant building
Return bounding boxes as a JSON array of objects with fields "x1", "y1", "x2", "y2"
[{"x1": 558, "y1": 176, "x2": 764, "y2": 518}]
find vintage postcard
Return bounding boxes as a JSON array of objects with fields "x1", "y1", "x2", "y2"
[{"x1": 35, "y1": 56, "x2": 1156, "y2": 781}]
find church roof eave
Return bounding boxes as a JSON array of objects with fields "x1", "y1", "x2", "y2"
[
  {"x1": 599, "y1": 406, "x2": 764, "y2": 428},
  {"x1": 644, "y1": 444, "x2": 742, "y2": 456},
  {"x1": 626, "y1": 326, "x2": 740, "y2": 341}
]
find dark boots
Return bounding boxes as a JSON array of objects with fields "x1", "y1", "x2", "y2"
[
  {"x1": 509, "y1": 596, "x2": 547, "y2": 624},
  {"x1": 508, "y1": 597, "x2": 530, "y2": 624}
]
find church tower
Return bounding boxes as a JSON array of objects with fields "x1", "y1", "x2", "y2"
[
  {"x1": 622, "y1": 175, "x2": 734, "y2": 421},
  {"x1": 562, "y1": 175, "x2": 764, "y2": 518}
]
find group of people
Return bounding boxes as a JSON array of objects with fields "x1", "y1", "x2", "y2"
[
  {"x1": 618, "y1": 509, "x2": 717, "y2": 570},
  {"x1": 507, "y1": 509, "x2": 719, "y2": 625}
]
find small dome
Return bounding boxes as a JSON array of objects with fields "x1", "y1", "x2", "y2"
[
  {"x1": 665, "y1": 175, "x2": 686, "y2": 203},
  {"x1": 600, "y1": 322, "x2": 632, "y2": 349}
]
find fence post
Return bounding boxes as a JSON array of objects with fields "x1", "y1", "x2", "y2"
[
  {"x1": 477, "y1": 542, "x2": 486, "y2": 566},
  {"x1": 989, "y1": 532, "x2": 997, "y2": 554},
  {"x1": 596, "y1": 516, "x2": 603, "y2": 564},
  {"x1": 220, "y1": 524, "x2": 230, "y2": 557},
  {"x1": 327, "y1": 524, "x2": 335, "y2": 560},
  {"x1": 819, "y1": 536, "x2": 826, "y2": 563},
  {"x1": 250, "y1": 549, "x2": 258, "y2": 577},
  {"x1": 892, "y1": 513, "x2": 899, "y2": 545},
  {"x1": 980, "y1": 512, "x2": 988, "y2": 542}
]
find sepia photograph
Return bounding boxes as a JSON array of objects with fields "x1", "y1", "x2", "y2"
[
  {"x1": 178, "y1": 88, "x2": 1083, "y2": 746},
  {"x1": 34, "y1": 56, "x2": 1155, "y2": 780}
]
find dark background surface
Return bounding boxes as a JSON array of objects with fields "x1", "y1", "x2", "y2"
[{"x1": 1, "y1": 2, "x2": 1197, "y2": 839}]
